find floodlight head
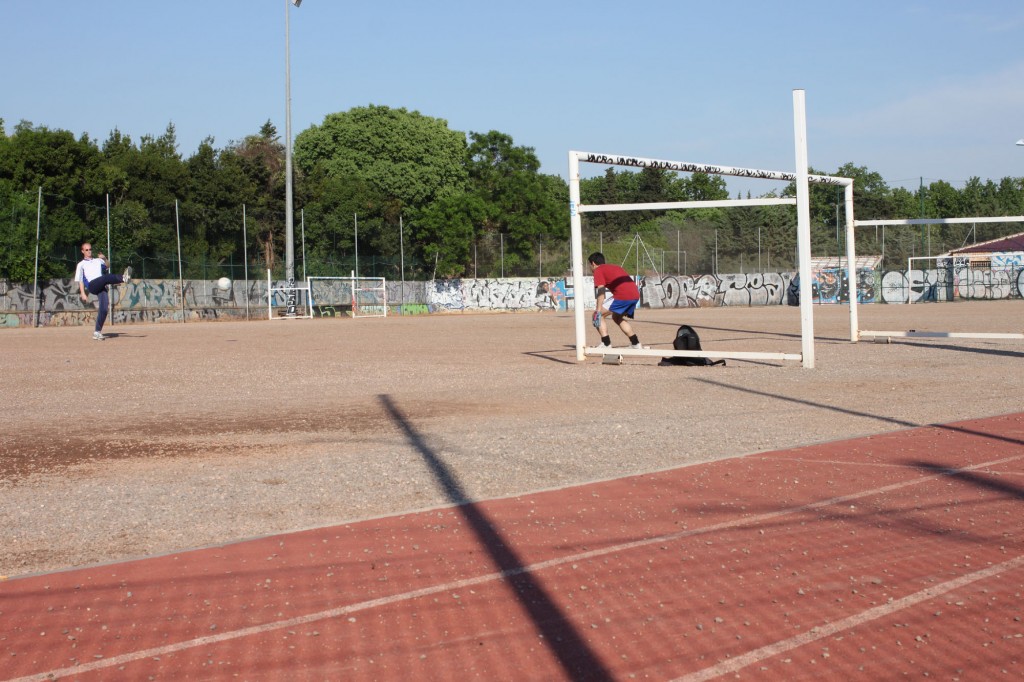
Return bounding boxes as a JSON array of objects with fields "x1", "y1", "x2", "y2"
[
  {"x1": 292, "y1": 0, "x2": 301, "y2": 6},
  {"x1": 1017, "y1": 139, "x2": 1024, "y2": 146}
]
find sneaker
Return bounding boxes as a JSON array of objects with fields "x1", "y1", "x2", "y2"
[
  {"x1": 629, "y1": 343, "x2": 645, "y2": 350},
  {"x1": 121, "y1": 266, "x2": 133, "y2": 286},
  {"x1": 93, "y1": 331, "x2": 106, "y2": 341}
]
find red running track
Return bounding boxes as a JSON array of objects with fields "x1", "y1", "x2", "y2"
[{"x1": 2, "y1": 413, "x2": 1022, "y2": 681}]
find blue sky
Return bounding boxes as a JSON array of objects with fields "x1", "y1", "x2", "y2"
[{"x1": 3, "y1": 1, "x2": 1024, "y2": 198}]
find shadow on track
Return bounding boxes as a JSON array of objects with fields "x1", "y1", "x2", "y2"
[
  {"x1": 904, "y1": 459, "x2": 1024, "y2": 501},
  {"x1": 379, "y1": 394, "x2": 614, "y2": 681}
]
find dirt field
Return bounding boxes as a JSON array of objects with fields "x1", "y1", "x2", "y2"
[{"x1": 2, "y1": 301, "x2": 1022, "y2": 578}]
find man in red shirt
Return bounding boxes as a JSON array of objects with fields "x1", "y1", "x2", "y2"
[{"x1": 588, "y1": 252, "x2": 644, "y2": 350}]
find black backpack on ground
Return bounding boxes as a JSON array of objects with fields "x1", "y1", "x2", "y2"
[{"x1": 659, "y1": 325, "x2": 726, "y2": 367}]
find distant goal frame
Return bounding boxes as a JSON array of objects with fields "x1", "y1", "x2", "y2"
[
  {"x1": 266, "y1": 270, "x2": 313, "y2": 320},
  {"x1": 848, "y1": 216, "x2": 1024, "y2": 342},
  {"x1": 308, "y1": 275, "x2": 388, "y2": 319}
]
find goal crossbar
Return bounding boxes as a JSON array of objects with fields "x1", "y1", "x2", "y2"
[
  {"x1": 855, "y1": 216, "x2": 1024, "y2": 227},
  {"x1": 578, "y1": 198, "x2": 796, "y2": 213},
  {"x1": 572, "y1": 151, "x2": 851, "y2": 188}
]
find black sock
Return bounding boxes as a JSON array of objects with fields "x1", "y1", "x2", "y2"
[
  {"x1": 601, "y1": 335, "x2": 611, "y2": 346},
  {"x1": 629, "y1": 335, "x2": 640, "y2": 345}
]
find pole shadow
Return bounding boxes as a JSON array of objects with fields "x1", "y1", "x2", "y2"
[
  {"x1": 691, "y1": 378, "x2": 1024, "y2": 447},
  {"x1": 523, "y1": 347, "x2": 578, "y2": 365},
  {"x1": 903, "y1": 460, "x2": 1024, "y2": 501},
  {"x1": 890, "y1": 340, "x2": 1024, "y2": 359},
  {"x1": 378, "y1": 394, "x2": 614, "y2": 681},
  {"x1": 636, "y1": 318, "x2": 850, "y2": 343}
]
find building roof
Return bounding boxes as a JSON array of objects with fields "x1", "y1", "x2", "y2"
[
  {"x1": 810, "y1": 255, "x2": 883, "y2": 269},
  {"x1": 945, "y1": 231, "x2": 1024, "y2": 255}
]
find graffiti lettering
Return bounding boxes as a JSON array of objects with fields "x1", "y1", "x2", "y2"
[{"x1": 1, "y1": 268, "x2": 1019, "y2": 328}]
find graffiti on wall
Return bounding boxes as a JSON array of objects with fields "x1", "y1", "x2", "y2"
[
  {"x1": 0, "y1": 278, "x2": 278, "y2": 326},
  {"x1": 426, "y1": 278, "x2": 566, "y2": 312},
  {"x1": 639, "y1": 273, "x2": 791, "y2": 308},
  {"x1": 878, "y1": 267, "x2": 1023, "y2": 304},
  {"x1": 632, "y1": 269, "x2": 878, "y2": 308},
  {"x1": 798, "y1": 268, "x2": 878, "y2": 305},
  {"x1": 3, "y1": 266, "x2": 1020, "y2": 327}
]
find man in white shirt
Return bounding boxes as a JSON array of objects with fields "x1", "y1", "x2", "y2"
[{"x1": 74, "y1": 242, "x2": 132, "y2": 340}]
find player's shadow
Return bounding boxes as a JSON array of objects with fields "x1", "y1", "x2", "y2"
[
  {"x1": 378, "y1": 394, "x2": 614, "y2": 681},
  {"x1": 100, "y1": 332, "x2": 145, "y2": 339}
]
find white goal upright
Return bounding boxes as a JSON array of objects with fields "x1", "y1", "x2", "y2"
[
  {"x1": 568, "y1": 89, "x2": 854, "y2": 369},
  {"x1": 308, "y1": 275, "x2": 387, "y2": 318}
]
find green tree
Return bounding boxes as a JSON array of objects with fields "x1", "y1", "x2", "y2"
[
  {"x1": 463, "y1": 131, "x2": 565, "y2": 276},
  {"x1": 223, "y1": 122, "x2": 287, "y2": 272},
  {"x1": 682, "y1": 172, "x2": 728, "y2": 201},
  {"x1": 178, "y1": 138, "x2": 258, "y2": 278},
  {"x1": 0, "y1": 183, "x2": 41, "y2": 280},
  {"x1": 294, "y1": 105, "x2": 468, "y2": 210},
  {"x1": 0, "y1": 121, "x2": 107, "y2": 276},
  {"x1": 415, "y1": 192, "x2": 487, "y2": 278}
]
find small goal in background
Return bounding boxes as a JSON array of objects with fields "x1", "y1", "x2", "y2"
[{"x1": 308, "y1": 275, "x2": 387, "y2": 318}]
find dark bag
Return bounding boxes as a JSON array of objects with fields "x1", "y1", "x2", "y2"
[{"x1": 659, "y1": 325, "x2": 726, "y2": 367}]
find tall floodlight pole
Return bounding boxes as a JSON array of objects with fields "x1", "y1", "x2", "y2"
[{"x1": 284, "y1": 0, "x2": 302, "y2": 315}]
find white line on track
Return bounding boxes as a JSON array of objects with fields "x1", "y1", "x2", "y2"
[
  {"x1": 8, "y1": 453, "x2": 1022, "y2": 682},
  {"x1": 674, "y1": 554, "x2": 1024, "y2": 682}
]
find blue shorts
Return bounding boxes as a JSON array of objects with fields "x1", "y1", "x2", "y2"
[{"x1": 608, "y1": 298, "x2": 638, "y2": 318}]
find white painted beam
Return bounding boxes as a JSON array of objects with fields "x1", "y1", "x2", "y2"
[
  {"x1": 859, "y1": 330, "x2": 1024, "y2": 340},
  {"x1": 585, "y1": 347, "x2": 803, "y2": 362}
]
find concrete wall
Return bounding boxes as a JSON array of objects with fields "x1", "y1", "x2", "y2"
[{"x1": 2, "y1": 266, "x2": 1020, "y2": 328}]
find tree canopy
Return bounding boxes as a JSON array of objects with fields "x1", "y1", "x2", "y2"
[{"x1": 295, "y1": 105, "x2": 468, "y2": 208}]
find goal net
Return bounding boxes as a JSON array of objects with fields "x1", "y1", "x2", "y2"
[{"x1": 308, "y1": 276, "x2": 388, "y2": 318}]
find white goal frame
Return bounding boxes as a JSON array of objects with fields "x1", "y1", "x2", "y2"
[
  {"x1": 568, "y1": 90, "x2": 853, "y2": 369},
  {"x1": 266, "y1": 269, "x2": 313, "y2": 320},
  {"x1": 906, "y1": 255, "x2": 956, "y2": 305},
  {"x1": 849, "y1": 216, "x2": 1024, "y2": 342},
  {"x1": 308, "y1": 275, "x2": 388, "y2": 318},
  {"x1": 352, "y1": 276, "x2": 387, "y2": 318}
]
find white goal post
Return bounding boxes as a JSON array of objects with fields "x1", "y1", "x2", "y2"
[
  {"x1": 568, "y1": 90, "x2": 854, "y2": 369},
  {"x1": 308, "y1": 275, "x2": 388, "y2": 318},
  {"x1": 848, "y1": 216, "x2": 1024, "y2": 342}
]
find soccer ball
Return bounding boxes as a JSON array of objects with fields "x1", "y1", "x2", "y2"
[{"x1": 216, "y1": 277, "x2": 231, "y2": 290}]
